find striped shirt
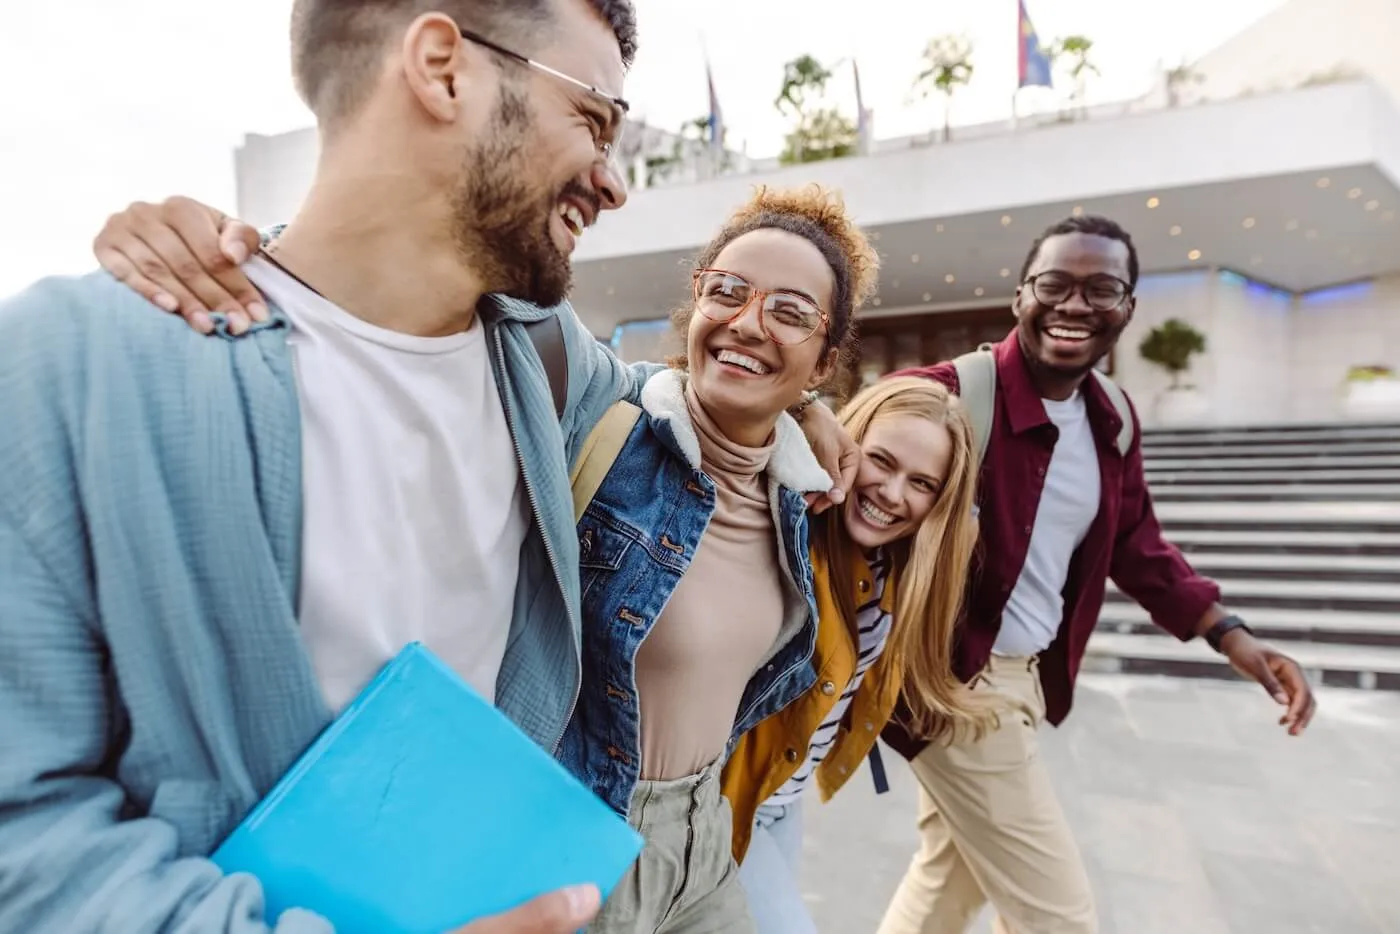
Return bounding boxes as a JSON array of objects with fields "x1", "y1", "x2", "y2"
[{"x1": 765, "y1": 550, "x2": 894, "y2": 807}]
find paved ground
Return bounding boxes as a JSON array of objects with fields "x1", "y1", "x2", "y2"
[{"x1": 800, "y1": 675, "x2": 1400, "y2": 933}]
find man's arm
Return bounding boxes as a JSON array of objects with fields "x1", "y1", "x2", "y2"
[
  {"x1": 92, "y1": 198, "x2": 859, "y2": 507},
  {"x1": 1109, "y1": 395, "x2": 1316, "y2": 734},
  {"x1": 0, "y1": 286, "x2": 326, "y2": 933},
  {"x1": 0, "y1": 520, "x2": 327, "y2": 933},
  {"x1": 1109, "y1": 404, "x2": 1222, "y2": 640},
  {"x1": 889, "y1": 360, "x2": 959, "y2": 393},
  {"x1": 550, "y1": 299, "x2": 658, "y2": 459}
]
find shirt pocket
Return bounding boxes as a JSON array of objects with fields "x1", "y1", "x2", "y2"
[{"x1": 577, "y1": 510, "x2": 638, "y2": 601}]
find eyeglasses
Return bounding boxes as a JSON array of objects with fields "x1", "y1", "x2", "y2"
[
  {"x1": 459, "y1": 28, "x2": 630, "y2": 163},
  {"x1": 692, "y1": 270, "x2": 830, "y2": 346},
  {"x1": 1024, "y1": 271, "x2": 1132, "y2": 312}
]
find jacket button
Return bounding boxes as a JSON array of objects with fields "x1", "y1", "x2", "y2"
[
  {"x1": 820, "y1": 680, "x2": 836, "y2": 696},
  {"x1": 864, "y1": 721, "x2": 874, "y2": 731},
  {"x1": 784, "y1": 748, "x2": 800, "y2": 762},
  {"x1": 857, "y1": 579, "x2": 871, "y2": 593}
]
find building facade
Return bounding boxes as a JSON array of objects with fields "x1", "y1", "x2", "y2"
[{"x1": 233, "y1": 0, "x2": 1400, "y2": 426}]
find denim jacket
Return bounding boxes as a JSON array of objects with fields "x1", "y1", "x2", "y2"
[{"x1": 559, "y1": 370, "x2": 831, "y2": 816}]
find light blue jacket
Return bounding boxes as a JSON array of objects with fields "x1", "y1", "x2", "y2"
[
  {"x1": 558, "y1": 370, "x2": 828, "y2": 815},
  {"x1": 0, "y1": 272, "x2": 654, "y2": 933}
]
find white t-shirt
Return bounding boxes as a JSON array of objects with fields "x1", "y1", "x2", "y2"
[
  {"x1": 245, "y1": 257, "x2": 529, "y2": 712},
  {"x1": 993, "y1": 390, "x2": 1101, "y2": 657}
]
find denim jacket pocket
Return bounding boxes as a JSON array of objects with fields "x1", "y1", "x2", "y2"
[{"x1": 578, "y1": 512, "x2": 636, "y2": 571}]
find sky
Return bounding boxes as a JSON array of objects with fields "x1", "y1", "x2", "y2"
[{"x1": 0, "y1": 0, "x2": 1286, "y2": 297}]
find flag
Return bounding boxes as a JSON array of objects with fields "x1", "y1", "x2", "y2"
[
  {"x1": 705, "y1": 59, "x2": 724, "y2": 153},
  {"x1": 853, "y1": 58, "x2": 871, "y2": 155},
  {"x1": 1018, "y1": 0, "x2": 1053, "y2": 89}
]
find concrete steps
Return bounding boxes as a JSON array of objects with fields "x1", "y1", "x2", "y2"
[
  {"x1": 1146, "y1": 442, "x2": 1400, "y2": 459},
  {"x1": 1149, "y1": 483, "x2": 1400, "y2": 502},
  {"x1": 1165, "y1": 551, "x2": 1400, "y2": 582},
  {"x1": 1092, "y1": 420, "x2": 1400, "y2": 692},
  {"x1": 1098, "y1": 603, "x2": 1400, "y2": 646},
  {"x1": 1083, "y1": 632, "x2": 1400, "y2": 691},
  {"x1": 1169, "y1": 529, "x2": 1400, "y2": 556}
]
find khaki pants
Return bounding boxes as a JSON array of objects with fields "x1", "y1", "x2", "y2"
[
  {"x1": 876, "y1": 656, "x2": 1097, "y2": 934},
  {"x1": 590, "y1": 760, "x2": 755, "y2": 934}
]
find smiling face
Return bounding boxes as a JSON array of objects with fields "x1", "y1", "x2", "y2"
[
  {"x1": 447, "y1": 2, "x2": 631, "y2": 307},
  {"x1": 842, "y1": 414, "x2": 953, "y2": 550},
  {"x1": 685, "y1": 228, "x2": 838, "y2": 446},
  {"x1": 1014, "y1": 232, "x2": 1136, "y2": 399}
]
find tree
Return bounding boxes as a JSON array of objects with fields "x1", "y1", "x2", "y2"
[
  {"x1": 631, "y1": 115, "x2": 731, "y2": 188},
  {"x1": 774, "y1": 54, "x2": 857, "y2": 165},
  {"x1": 1164, "y1": 62, "x2": 1203, "y2": 107},
  {"x1": 1049, "y1": 35, "x2": 1099, "y2": 112},
  {"x1": 912, "y1": 35, "x2": 975, "y2": 143},
  {"x1": 1139, "y1": 318, "x2": 1207, "y2": 389}
]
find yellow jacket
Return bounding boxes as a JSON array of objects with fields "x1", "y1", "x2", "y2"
[{"x1": 720, "y1": 545, "x2": 901, "y2": 863}]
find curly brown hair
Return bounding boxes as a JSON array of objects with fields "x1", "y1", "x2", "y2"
[{"x1": 669, "y1": 184, "x2": 880, "y2": 388}]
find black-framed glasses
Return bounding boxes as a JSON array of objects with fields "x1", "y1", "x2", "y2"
[
  {"x1": 459, "y1": 28, "x2": 629, "y2": 162},
  {"x1": 692, "y1": 269, "x2": 830, "y2": 346},
  {"x1": 1024, "y1": 271, "x2": 1132, "y2": 311}
]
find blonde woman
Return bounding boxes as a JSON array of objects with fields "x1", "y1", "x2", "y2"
[{"x1": 723, "y1": 377, "x2": 998, "y2": 934}]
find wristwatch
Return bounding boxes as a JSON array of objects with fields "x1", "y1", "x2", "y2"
[{"x1": 1203, "y1": 614, "x2": 1252, "y2": 653}]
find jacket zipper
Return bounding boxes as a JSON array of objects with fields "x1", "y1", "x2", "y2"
[{"x1": 493, "y1": 328, "x2": 581, "y2": 757}]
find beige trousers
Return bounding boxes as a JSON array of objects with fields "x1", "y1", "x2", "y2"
[
  {"x1": 590, "y1": 759, "x2": 755, "y2": 934},
  {"x1": 876, "y1": 655, "x2": 1097, "y2": 934}
]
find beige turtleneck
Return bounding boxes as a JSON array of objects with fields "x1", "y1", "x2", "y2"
[{"x1": 634, "y1": 382, "x2": 787, "y2": 780}]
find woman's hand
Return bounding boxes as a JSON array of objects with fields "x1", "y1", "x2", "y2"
[
  {"x1": 93, "y1": 196, "x2": 267, "y2": 334},
  {"x1": 796, "y1": 401, "x2": 858, "y2": 514}
]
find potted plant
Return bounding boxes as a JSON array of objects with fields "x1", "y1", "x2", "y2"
[
  {"x1": 1340, "y1": 364, "x2": 1400, "y2": 419},
  {"x1": 1138, "y1": 318, "x2": 1209, "y2": 424}
]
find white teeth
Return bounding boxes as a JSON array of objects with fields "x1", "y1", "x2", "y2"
[
  {"x1": 1047, "y1": 326, "x2": 1092, "y2": 340},
  {"x1": 859, "y1": 497, "x2": 897, "y2": 527},
  {"x1": 559, "y1": 203, "x2": 585, "y2": 237},
  {"x1": 715, "y1": 349, "x2": 770, "y2": 375}
]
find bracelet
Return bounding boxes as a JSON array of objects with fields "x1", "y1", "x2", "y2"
[
  {"x1": 788, "y1": 390, "x2": 821, "y2": 421},
  {"x1": 1203, "y1": 615, "x2": 1252, "y2": 653}
]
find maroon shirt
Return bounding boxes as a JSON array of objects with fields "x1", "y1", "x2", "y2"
[{"x1": 881, "y1": 331, "x2": 1220, "y2": 758}]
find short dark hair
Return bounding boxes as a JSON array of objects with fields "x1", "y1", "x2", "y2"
[
  {"x1": 670, "y1": 185, "x2": 879, "y2": 388},
  {"x1": 290, "y1": 0, "x2": 638, "y2": 124},
  {"x1": 1019, "y1": 214, "x2": 1140, "y2": 288}
]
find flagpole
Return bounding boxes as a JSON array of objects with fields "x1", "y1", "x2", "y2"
[{"x1": 1013, "y1": 0, "x2": 1021, "y2": 131}]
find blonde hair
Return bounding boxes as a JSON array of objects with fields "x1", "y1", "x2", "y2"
[{"x1": 816, "y1": 377, "x2": 999, "y2": 743}]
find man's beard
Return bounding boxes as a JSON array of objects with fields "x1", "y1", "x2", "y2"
[{"x1": 451, "y1": 83, "x2": 573, "y2": 308}]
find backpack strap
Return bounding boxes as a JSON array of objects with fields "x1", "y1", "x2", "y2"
[
  {"x1": 523, "y1": 315, "x2": 569, "y2": 420},
  {"x1": 569, "y1": 401, "x2": 643, "y2": 522},
  {"x1": 952, "y1": 345, "x2": 999, "y2": 468},
  {"x1": 1089, "y1": 371, "x2": 1136, "y2": 456}
]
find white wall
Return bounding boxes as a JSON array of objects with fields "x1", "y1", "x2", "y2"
[
  {"x1": 235, "y1": 128, "x2": 320, "y2": 230},
  {"x1": 1115, "y1": 269, "x2": 1400, "y2": 425},
  {"x1": 1288, "y1": 275, "x2": 1400, "y2": 421},
  {"x1": 1192, "y1": 0, "x2": 1400, "y2": 109}
]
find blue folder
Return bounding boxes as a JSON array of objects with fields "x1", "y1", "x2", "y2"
[{"x1": 213, "y1": 642, "x2": 643, "y2": 933}]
